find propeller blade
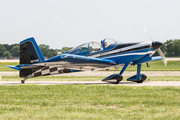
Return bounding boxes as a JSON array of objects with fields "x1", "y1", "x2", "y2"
[
  {"x1": 157, "y1": 48, "x2": 167, "y2": 65},
  {"x1": 157, "y1": 48, "x2": 164, "y2": 58},
  {"x1": 144, "y1": 27, "x2": 154, "y2": 42},
  {"x1": 144, "y1": 27, "x2": 167, "y2": 65}
]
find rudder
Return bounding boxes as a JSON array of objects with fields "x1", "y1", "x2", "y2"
[
  {"x1": 19, "y1": 37, "x2": 45, "y2": 77},
  {"x1": 20, "y1": 37, "x2": 45, "y2": 64}
]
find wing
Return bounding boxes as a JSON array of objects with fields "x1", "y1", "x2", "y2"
[
  {"x1": 7, "y1": 54, "x2": 118, "y2": 77},
  {"x1": 7, "y1": 37, "x2": 119, "y2": 78},
  {"x1": 36, "y1": 54, "x2": 117, "y2": 70}
]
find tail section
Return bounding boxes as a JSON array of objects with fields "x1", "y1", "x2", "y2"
[
  {"x1": 20, "y1": 37, "x2": 45, "y2": 64},
  {"x1": 19, "y1": 37, "x2": 45, "y2": 77}
]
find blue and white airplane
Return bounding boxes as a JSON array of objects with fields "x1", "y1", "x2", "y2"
[{"x1": 8, "y1": 37, "x2": 166, "y2": 84}]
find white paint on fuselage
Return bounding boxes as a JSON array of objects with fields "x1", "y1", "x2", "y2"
[{"x1": 89, "y1": 41, "x2": 151, "y2": 58}]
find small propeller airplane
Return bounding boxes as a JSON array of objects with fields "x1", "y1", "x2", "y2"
[{"x1": 8, "y1": 30, "x2": 166, "y2": 84}]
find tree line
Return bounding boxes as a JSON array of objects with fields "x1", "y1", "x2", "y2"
[
  {"x1": 0, "y1": 43, "x2": 72, "y2": 59},
  {"x1": 0, "y1": 43, "x2": 19, "y2": 59},
  {"x1": 161, "y1": 39, "x2": 180, "y2": 57},
  {"x1": 0, "y1": 39, "x2": 180, "y2": 59},
  {"x1": 152, "y1": 39, "x2": 180, "y2": 57}
]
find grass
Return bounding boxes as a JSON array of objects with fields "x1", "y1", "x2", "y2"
[
  {"x1": 1, "y1": 61, "x2": 180, "y2": 119},
  {"x1": 0, "y1": 62, "x2": 19, "y2": 71},
  {"x1": 1, "y1": 76, "x2": 180, "y2": 81},
  {"x1": 0, "y1": 85, "x2": 180, "y2": 120},
  {"x1": 1, "y1": 61, "x2": 180, "y2": 71}
]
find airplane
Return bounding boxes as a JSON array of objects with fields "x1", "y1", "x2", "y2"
[{"x1": 7, "y1": 36, "x2": 166, "y2": 84}]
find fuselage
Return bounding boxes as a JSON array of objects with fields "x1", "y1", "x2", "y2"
[
  {"x1": 67, "y1": 38, "x2": 162, "y2": 65},
  {"x1": 18, "y1": 38, "x2": 163, "y2": 71}
]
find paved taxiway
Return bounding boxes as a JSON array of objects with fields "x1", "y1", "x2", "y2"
[{"x1": 1, "y1": 81, "x2": 180, "y2": 86}]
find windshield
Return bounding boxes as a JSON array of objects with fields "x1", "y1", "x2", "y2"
[
  {"x1": 89, "y1": 42, "x2": 101, "y2": 53},
  {"x1": 68, "y1": 42, "x2": 88, "y2": 53}
]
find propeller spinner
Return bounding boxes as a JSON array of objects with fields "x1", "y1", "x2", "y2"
[{"x1": 144, "y1": 27, "x2": 167, "y2": 65}]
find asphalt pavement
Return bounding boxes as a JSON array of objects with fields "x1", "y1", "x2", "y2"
[{"x1": 1, "y1": 81, "x2": 180, "y2": 86}]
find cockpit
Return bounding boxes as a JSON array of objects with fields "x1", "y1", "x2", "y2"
[
  {"x1": 101, "y1": 38, "x2": 118, "y2": 49},
  {"x1": 66, "y1": 38, "x2": 118, "y2": 55}
]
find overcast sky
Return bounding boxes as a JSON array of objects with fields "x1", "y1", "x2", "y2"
[{"x1": 0, "y1": 0, "x2": 180, "y2": 49}]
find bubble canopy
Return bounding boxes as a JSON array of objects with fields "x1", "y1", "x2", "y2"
[{"x1": 66, "y1": 38, "x2": 119, "y2": 55}]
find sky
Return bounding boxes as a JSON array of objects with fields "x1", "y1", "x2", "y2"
[{"x1": 0, "y1": 0, "x2": 180, "y2": 49}]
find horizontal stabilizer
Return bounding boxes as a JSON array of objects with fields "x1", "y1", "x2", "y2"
[{"x1": 7, "y1": 66, "x2": 21, "y2": 71}]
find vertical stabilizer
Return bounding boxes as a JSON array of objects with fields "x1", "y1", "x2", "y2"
[{"x1": 20, "y1": 37, "x2": 45, "y2": 64}]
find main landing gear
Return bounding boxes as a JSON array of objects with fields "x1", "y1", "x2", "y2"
[
  {"x1": 127, "y1": 64, "x2": 147, "y2": 83},
  {"x1": 102, "y1": 63, "x2": 129, "y2": 84},
  {"x1": 102, "y1": 63, "x2": 147, "y2": 84},
  {"x1": 127, "y1": 74, "x2": 147, "y2": 83},
  {"x1": 115, "y1": 74, "x2": 123, "y2": 84},
  {"x1": 102, "y1": 74, "x2": 123, "y2": 84},
  {"x1": 135, "y1": 74, "x2": 147, "y2": 83}
]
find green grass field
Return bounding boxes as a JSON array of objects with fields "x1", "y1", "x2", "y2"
[
  {"x1": 1, "y1": 61, "x2": 180, "y2": 120},
  {"x1": 1, "y1": 61, "x2": 180, "y2": 71},
  {"x1": 0, "y1": 85, "x2": 180, "y2": 120},
  {"x1": 1, "y1": 76, "x2": 180, "y2": 81}
]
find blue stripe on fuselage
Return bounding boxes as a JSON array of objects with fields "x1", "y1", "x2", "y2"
[{"x1": 100, "y1": 48, "x2": 154, "y2": 64}]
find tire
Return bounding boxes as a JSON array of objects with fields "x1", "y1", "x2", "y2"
[
  {"x1": 114, "y1": 75, "x2": 123, "y2": 84},
  {"x1": 21, "y1": 80, "x2": 25, "y2": 84},
  {"x1": 136, "y1": 74, "x2": 147, "y2": 83}
]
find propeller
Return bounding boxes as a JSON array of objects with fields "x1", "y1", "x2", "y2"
[{"x1": 144, "y1": 27, "x2": 167, "y2": 65}]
